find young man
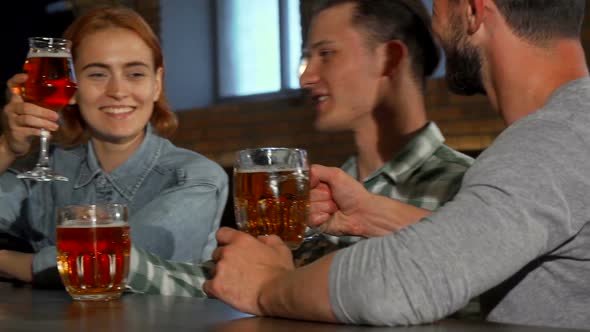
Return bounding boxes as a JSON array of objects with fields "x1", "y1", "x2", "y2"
[
  {"x1": 297, "y1": 3, "x2": 476, "y2": 321},
  {"x1": 294, "y1": 0, "x2": 473, "y2": 265},
  {"x1": 203, "y1": 0, "x2": 590, "y2": 329}
]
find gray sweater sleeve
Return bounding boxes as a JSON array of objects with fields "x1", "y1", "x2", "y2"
[{"x1": 329, "y1": 117, "x2": 590, "y2": 326}]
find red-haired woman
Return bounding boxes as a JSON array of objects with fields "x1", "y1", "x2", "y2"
[{"x1": 0, "y1": 7, "x2": 227, "y2": 286}]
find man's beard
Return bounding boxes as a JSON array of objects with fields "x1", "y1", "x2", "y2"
[{"x1": 442, "y1": 22, "x2": 486, "y2": 96}]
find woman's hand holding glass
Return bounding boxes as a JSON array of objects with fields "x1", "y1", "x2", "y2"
[
  {"x1": 1, "y1": 74, "x2": 60, "y2": 160},
  {"x1": 10, "y1": 37, "x2": 76, "y2": 182}
]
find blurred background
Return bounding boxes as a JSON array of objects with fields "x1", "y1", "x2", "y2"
[{"x1": 3, "y1": 0, "x2": 590, "y2": 169}]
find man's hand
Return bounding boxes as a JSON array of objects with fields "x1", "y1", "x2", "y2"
[
  {"x1": 309, "y1": 164, "x2": 376, "y2": 237},
  {"x1": 202, "y1": 227, "x2": 294, "y2": 315},
  {"x1": 310, "y1": 164, "x2": 431, "y2": 238}
]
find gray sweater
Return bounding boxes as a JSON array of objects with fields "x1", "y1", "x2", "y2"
[{"x1": 329, "y1": 78, "x2": 590, "y2": 329}]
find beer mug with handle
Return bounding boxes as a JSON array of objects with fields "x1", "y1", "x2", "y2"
[
  {"x1": 233, "y1": 147, "x2": 310, "y2": 249},
  {"x1": 56, "y1": 204, "x2": 130, "y2": 301}
]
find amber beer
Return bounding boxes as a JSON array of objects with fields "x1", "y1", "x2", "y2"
[
  {"x1": 21, "y1": 53, "x2": 77, "y2": 111},
  {"x1": 56, "y1": 204, "x2": 130, "y2": 301},
  {"x1": 234, "y1": 168, "x2": 310, "y2": 249}
]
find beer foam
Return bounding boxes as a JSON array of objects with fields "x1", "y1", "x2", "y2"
[
  {"x1": 58, "y1": 220, "x2": 128, "y2": 228},
  {"x1": 236, "y1": 167, "x2": 309, "y2": 173},
  {"x1": 27, "y1": 50, "x2": 70, "y2": 58}
]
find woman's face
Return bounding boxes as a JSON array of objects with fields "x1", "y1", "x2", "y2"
[{"x1": 74, "y1": 27, "x2": 162, "y2": 145}]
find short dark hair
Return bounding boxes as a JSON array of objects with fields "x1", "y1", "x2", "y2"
[
  {"x1": 494, "y1": 0, "x2": 586, "y2": 43},
  {"x1": 312, "y1": 0, "x2": 441, "y2": 87}
]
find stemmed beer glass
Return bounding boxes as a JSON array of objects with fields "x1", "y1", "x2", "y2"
[{"x1": 17, "y1": 37, "x2": 77, "y2": 182}]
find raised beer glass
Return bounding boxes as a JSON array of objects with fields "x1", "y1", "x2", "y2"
[
  {"x1": 56, "y1": 204, "x2": 131, "y2": 301},
  {"x1": 17, "y1": 37, "x2": 77, "y2": 181},
  {"x1": 233, "y1": 147, "x2": 310, "y2": 249}
]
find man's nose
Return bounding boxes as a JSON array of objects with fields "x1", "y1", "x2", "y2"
[{"x1": 299, "y1": 58, "x2": 318, "y2": 89}]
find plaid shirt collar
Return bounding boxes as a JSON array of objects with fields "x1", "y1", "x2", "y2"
[{"x1": 342, "y1": 122, "x2": 445, "y2": 185}]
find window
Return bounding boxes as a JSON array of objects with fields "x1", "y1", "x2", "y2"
[
  {"x1": 215, "y1": 0, "x2": 302, "y2": 98},
  {"x1": 160, "y1": 0, "x2": 441, "y2": 110},
  {"x1": 422, "y1": 0, "x2": 445, "y2": 78}
]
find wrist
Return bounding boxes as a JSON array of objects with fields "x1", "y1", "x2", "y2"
[
  {"x1": 0, "y1": 135, "x2": 18, "y2": 160},
  {"x1": 359, "y1": 194, "x2": 403, "y2": 237},
  {"x1": 0, "y1": 250, "x2": 34, "y2": 283},
  {"x1": 356, "y1": 193, "x2": 382, "y2": 237},
  {"x1": 257, "y1": 270, "x2": 289, "y2": 317}
]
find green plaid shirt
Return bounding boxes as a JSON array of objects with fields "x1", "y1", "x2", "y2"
[
  {"x1": 126, "y1": 245, "x2": 208, "y2": 297},
  {"x1": 126, "y1": 122, "x2": 473, "y2": 297},
  {"x1": 293, "y1": 122, "x2": 474, "y2": 264}
]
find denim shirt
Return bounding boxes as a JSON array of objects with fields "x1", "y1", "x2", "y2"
[{"x1": 0, "y1": 126, "x2": 228, "y2": 276}]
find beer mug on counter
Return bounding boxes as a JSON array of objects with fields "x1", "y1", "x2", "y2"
[
  {"x1": 233, "y1": 147, "x2": 310, "y2": 249},
  {"x1": 56, "y1": 204, "x2": 130, "y2": 301}
]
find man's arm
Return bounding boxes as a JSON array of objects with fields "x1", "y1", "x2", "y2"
[
  {"x1": 202, "y1": 227, "x2": 339, "y2": 322},
  {"x1": 259, "y1": 250, "x2": 337, "y2": 322},
  {"x1": 203, "y1": 164, "x2": 435, "y2": 322}
]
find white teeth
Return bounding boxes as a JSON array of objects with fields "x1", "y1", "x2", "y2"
[
  {"x1": 102, "y1": 107, "x2": 134, "y2": 114},
  {"x1": 317, "y1": 96, "x2": 328, "y2": 102}
]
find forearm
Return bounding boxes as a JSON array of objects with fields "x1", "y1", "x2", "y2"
[
  {"x1": 259, "y1": 251, "x2": 338, "y2": 323},
  {"x1": 0, "y1": 250, "x2": 33, "y2": 282},
  {"x1": 359, "y1": 194, "x2": 431, "y2": 238}
]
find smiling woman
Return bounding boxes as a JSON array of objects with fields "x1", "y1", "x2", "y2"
[
  {"x1": 67, "y1": 27, "x2": 164, "y2": 172},
  {"x1": 0, "y1": 7, "x2": 228, "y2": 287}
]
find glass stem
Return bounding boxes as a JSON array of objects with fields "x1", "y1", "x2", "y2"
[{"x1": 37, "y1": 129, "x2": 50, "y2": 168}]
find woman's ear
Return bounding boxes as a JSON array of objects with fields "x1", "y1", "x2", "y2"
[{"x1": 153, "y1": 67, "x2": 164, "y2": 101}]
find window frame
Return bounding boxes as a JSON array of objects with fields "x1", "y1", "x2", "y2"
[{"x1": 211, "y1": 0, "x2": 303, "y2": 104}]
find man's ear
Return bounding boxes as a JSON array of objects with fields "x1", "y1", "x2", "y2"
[
  {"x1": 467, "y1": 0, "x2": 485, "y2": 35},
  {"x1": 382, "y1": 40, "x2": 408, "y2": 78}
]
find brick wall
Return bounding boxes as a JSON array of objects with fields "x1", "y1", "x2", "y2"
[{"x1": 173, "y1": 95, "x2": 356, "y2": 168}]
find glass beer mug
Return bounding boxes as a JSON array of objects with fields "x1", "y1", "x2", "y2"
[
  {"x1": 18, "y1": 37, "x2": 77, "y2": 181},
  {"x1": 233, "y1": 147, "x2": 310, "y2": 249},
  {"x1": 56, "y1": 204, "x2": 130, "y2": 301}
]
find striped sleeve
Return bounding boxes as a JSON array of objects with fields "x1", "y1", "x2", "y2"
[{"x1": 126, "y1": 245, "x2": 207, "y2": 297}]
